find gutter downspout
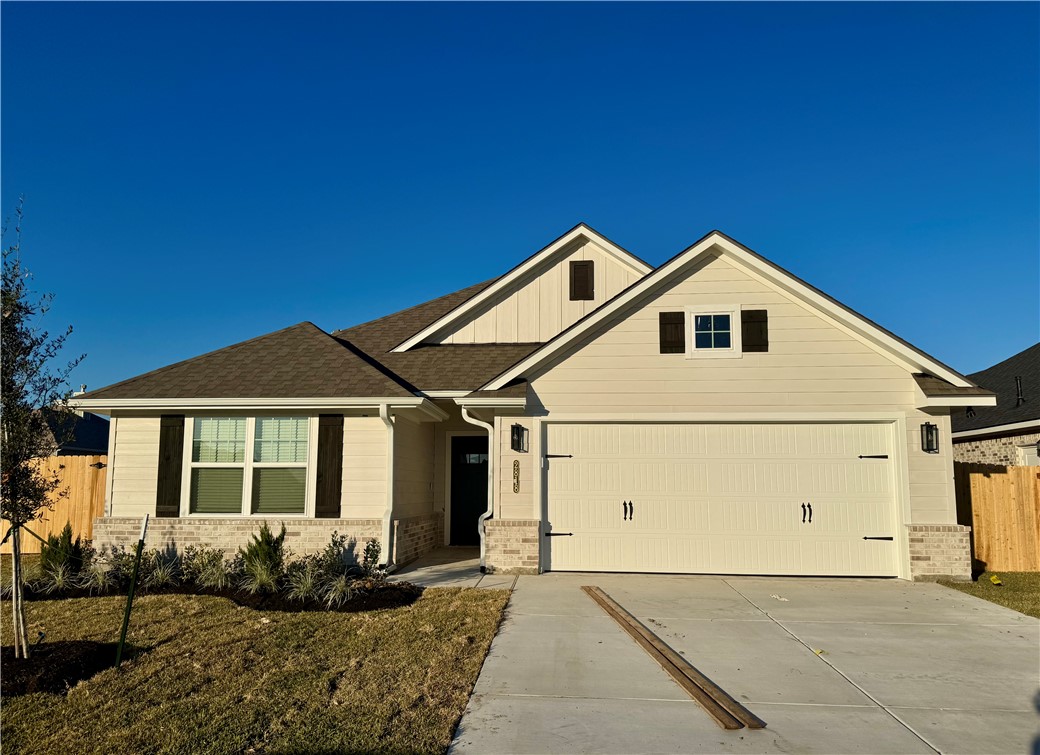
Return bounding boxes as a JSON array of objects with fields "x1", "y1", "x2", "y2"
[
  {"x1": 461, "y1": 407, "x2": 494, "y2": 573},
  {"x1": 379, "y1": 404, "x2": 397, "y2": 573}
]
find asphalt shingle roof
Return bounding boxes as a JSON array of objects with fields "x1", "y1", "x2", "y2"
[
  {"x1": 80, "y1": 322, "x2": 415, "y2": 400},
  {"x1": 951, "y1": 343, "x2": 1040, "y2": 433}
]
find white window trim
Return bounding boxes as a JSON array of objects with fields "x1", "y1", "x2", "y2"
[
  {"x1": 684, "y1": 304, "x2": 742, "y2": 360},
  {"x1": 180, "y1": 416, "x2": 318, "y2": 517}
]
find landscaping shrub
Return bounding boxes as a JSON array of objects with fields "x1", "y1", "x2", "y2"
[
  {"x1": 362, "y1": 538, "x2": 382, "y2": 577},
  {"x1": 139, "y1": 551, "x2": 179, "y2": 590},
  {"x1": 238, "y1": 522, "x2": 287, "y2": 594},
  {"x1": 181, "y1": 545, "x2": 237, "y2": 590},
  {"x1": 39, "y1": 523, "x2": 86, "y2": 575},
  {"x1": 76, "y1": 559, "x2": 119, "y2": 596},
  {"x1": 320, "y1": 574, "x2": 356, "y2": 609}
]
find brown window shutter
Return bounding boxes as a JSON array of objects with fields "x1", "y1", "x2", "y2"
[
  {"x1": 659, "y1": 312, "x2": 686, "y2": 353},
  {"x1": 570, "y1": 260, "x2": 594, "y2": 300},
  {"x1": 315, "y1": 414, "x2": 344, "y2": 518},
  {"x1": 155, "y1": 415, "x2": 185, "y2": 517},
  {"x1": 741, "y1": 310, "x2": 768, "y2": 352}
]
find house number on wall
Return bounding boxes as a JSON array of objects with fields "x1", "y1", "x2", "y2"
[{"x1": 513, "y1": 460, "x2": 520, "y2": 493}]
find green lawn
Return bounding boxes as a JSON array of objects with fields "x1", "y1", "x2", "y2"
[
  {"x1": 940, "y1": 571, "x2": 1040, "y2": 619},
  {"x1": 1, "y1": 589, "x2": 508, "y2": 754}
]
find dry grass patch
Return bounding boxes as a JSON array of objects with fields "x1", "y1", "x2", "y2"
[
  {"x1": 940, "y1": 571, "x2": 1040, "y2": 619},
  {"x1": 1, "y1": 588, "x2": 508, "y2": 754}
]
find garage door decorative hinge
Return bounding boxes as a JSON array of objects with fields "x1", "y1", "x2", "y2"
[
  {"x1": 857, "y1": 454, "x2": 889, "y2": 459},
  {"x1": 862, "y1": 536, "x2": 894, "y2": 541},
  {"x1": 544, "y1": 532, "x2": 574, "y2": 537},
  {"x1": 544, "y1": 454, "x2": 573, "y2": 459}
]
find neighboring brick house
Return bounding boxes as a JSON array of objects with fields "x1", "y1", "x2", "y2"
[{"x1": 952, "y1": 343, "x2": 1040, "y2": 466}]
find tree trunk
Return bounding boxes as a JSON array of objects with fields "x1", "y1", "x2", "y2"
[{"x1": 11, "y1": 526, "x2": 29, "y2": 658}]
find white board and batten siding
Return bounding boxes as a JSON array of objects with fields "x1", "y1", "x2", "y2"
[
  {"x1": 544, "y1": 422, "x2": 899, "y2": 577},
  {"x1": 434, "y1": 240, "x2": 643, "y2": 344}
]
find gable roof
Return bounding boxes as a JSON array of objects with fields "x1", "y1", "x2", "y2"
[
  {"x1": 482, "y1": 230, "x2": 982, "y2": 391},
  {"x1": 332, "y1": 279, "x2": 543, "y2": 391},
  {"x1": 78, "y1": 322, "x2": 416, "y2": 400},
  {"x1": 390, "y1": 223, "x2": 653, "y2": 353},
  {"x1": 951, "y1": 343, "x2": 1040, "y2": 434}
]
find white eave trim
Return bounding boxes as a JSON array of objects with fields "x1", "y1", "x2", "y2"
[
  {"x1": 952, "y1": 419, "x2": 1040, "y2": 440},
  {"x1": 916, "y1": 395, "x2": 997, "y2": 409},
  {"x1": 482, "y1": 232, "x2": 976, "y2": 391},
  {"x1": 71, "y1": 396, "x2": 450, "y2": 421},
  {"x1": 391, "y1": 224, "x2": 652, "y2": 353},
  {"x1": 453, "y1": 397, "x2": 527, "y2": 409}
]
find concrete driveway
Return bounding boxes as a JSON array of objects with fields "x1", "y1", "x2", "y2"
[{"x1": 450, "y1": 574, "x2": 1040, "y2": 754}]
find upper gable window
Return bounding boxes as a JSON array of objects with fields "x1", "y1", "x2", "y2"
[
  {"x1": 570, "y1": 260, "x2": 594, "y2": 301},
  {"x1": 686, "y1": 305, "x2": 743, "y2": 359}
]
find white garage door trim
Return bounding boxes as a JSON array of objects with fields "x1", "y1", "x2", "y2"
[{"x1": 536, "y1": 414, "x2": 912, "y2": 579}]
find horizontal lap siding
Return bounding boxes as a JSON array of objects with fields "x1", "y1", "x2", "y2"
[
  {"x1": 529, "y1": 253, "x2": 955, "y2": 527},
  {"x1": 110, "y1": 417, "x2": 161, "y2": 517},
  {"x1": 393, "y1": 418, "x2": 435, "y2": 519},
  {"x1": 436, "y1": 240, "x2": 642, "y2": 344},
  {"x1": 499, "y1": 417, "x2": 535, "y2": 520},
  {"x1": 343, "y1": 417, "x2": 388, "y2": 518}
]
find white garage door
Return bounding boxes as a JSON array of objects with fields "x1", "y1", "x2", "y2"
[{"x1": 544, "y1": 422, "x2": 898, "y2": 577}]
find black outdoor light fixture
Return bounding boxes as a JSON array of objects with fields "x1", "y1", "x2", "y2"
[
  {"x1": 510, "y1": 423, "x2": 529, "y2": 453},
  {"x1": 921, "y1": 422, "x2": 940, "y2": 454}
]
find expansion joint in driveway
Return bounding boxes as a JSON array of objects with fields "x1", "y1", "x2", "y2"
[{"x1": 720, "y1": 579, "x2": 942, "y2": 755}]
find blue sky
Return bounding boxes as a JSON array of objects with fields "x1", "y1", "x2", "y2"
[{"x1": 2, "y1": 2, "x2": 1037, "y2": 392}]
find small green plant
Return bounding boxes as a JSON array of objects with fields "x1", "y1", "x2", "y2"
[
  {"x1": 39, "y1": 523, "x2": 85, "y2": 576},
  {"x1": 77, "y1": 559, "x2": 118, "y2": 595},
  {"x1": 140, "y1": 551, "x2": 179, "y2": 590},
  {"x1": 182, "y1": 545, "x2": 236, "y2": 590},
  {"x1": 362, "y1": 539, "x2": 381, "y2": 576},
  {"x1": 284, "y1": 558, "x2": 321, "y2": 603},
  {"x1": 239, "y1": 522, "x2": 287, "y2": 594},
  {"x1": 34, "y1": 563, "x2": 77, "y2": 595},
  {"x1": 321, "y1": 573, "x2": 356, "y2": 609}
]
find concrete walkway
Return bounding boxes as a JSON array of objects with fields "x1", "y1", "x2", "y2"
[
  {"x1": 393, "y1": 547, "x2": 517, "y2": 589},
  {"x1": 450, "y1": 573, "x2": 1040, "y2": 754}
]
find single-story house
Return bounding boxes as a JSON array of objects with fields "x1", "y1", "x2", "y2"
[
  {"x1": 74, "y1": 225, "x2": 996, "y2": 581},
  {"x1": 951, "y1": 343, "x2": 1040, "y2": 465}
]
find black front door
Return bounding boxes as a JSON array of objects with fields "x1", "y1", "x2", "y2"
[{"x1": 450, "y1": 435, "x2": 489, "y2": 546}]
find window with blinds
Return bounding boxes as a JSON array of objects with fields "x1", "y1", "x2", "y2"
[
  {"x1": 187, "y1": 416, "x2": 310, "y2": 515},
  {"x1": 251, "y1": 417, "x2": 308, "y2": 514}
]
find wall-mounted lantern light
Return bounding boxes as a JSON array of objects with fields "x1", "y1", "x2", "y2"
[
  {"x1": 510, "y1": 423, "x2": 529, "y2": 453},
  {"x1": 921, "y1": 422, "x2": 939, "y2": 454}
]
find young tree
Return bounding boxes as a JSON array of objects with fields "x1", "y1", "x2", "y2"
[{"x1": 1, "y1": 199, "x2": 84, "y2": 658}]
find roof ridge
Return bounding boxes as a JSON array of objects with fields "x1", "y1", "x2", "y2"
[{"x1": 332, "y1": 278, "x2": 497, "y2": 337}]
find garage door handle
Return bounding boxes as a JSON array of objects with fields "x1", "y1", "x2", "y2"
[
  {"x1": 622, "y1": 501, "x2": 630, "y2": 521},
  {"x1": 545, "y1": 532, "x2": 573, "y2": 537},
  {"x1": 801, "y1": 503, "x2": 807, "y2": 523},
  {"x1": 807, "y1": 503, "x2": 812, "y2": 523}
]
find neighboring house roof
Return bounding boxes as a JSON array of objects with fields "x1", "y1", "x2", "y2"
[
  {"x1": 951, "y1": 343, "x2": 1040, "y2": 436},
  {"x1": 42, "y1": 408, "x2": 110, "y2": 455},
  {"x1": 482, "y1": 230, "x2": 984, "y2": 391},
  {"x1": 79, "y1": 322, "x2": 416, "y2": 400}
]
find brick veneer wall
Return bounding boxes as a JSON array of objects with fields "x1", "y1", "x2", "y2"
[
  {"x1": 907, "y1": 524, "x2": 971, "y2": 581},
  {"x1": 92, "y1": 517, "x2": 383, "y2": 561},
  {"x1": 953, "y1": 432, "x2": 1040, "y2": 465},
  {"x1": 393, "y1": 512, "x2": 443, "y2": 566},
  {"x1": 484, "y1": 519, "x2": 540, "y2": 574}
]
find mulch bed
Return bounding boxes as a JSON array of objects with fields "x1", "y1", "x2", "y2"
[
  {"x1": 1, "y1": 641, "x2": 122, "y2": 697},
  {"x1": 20, "y1": 580, "x2": 424, "y2": 613}
]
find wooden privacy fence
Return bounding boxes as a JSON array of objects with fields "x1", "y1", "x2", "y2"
[
  {"x1": 955, "y1": 463, "x2": 1040, "y2": 572},
  {"x1": 1, "y1": 455, "x2": 108, "y2": 555}
]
